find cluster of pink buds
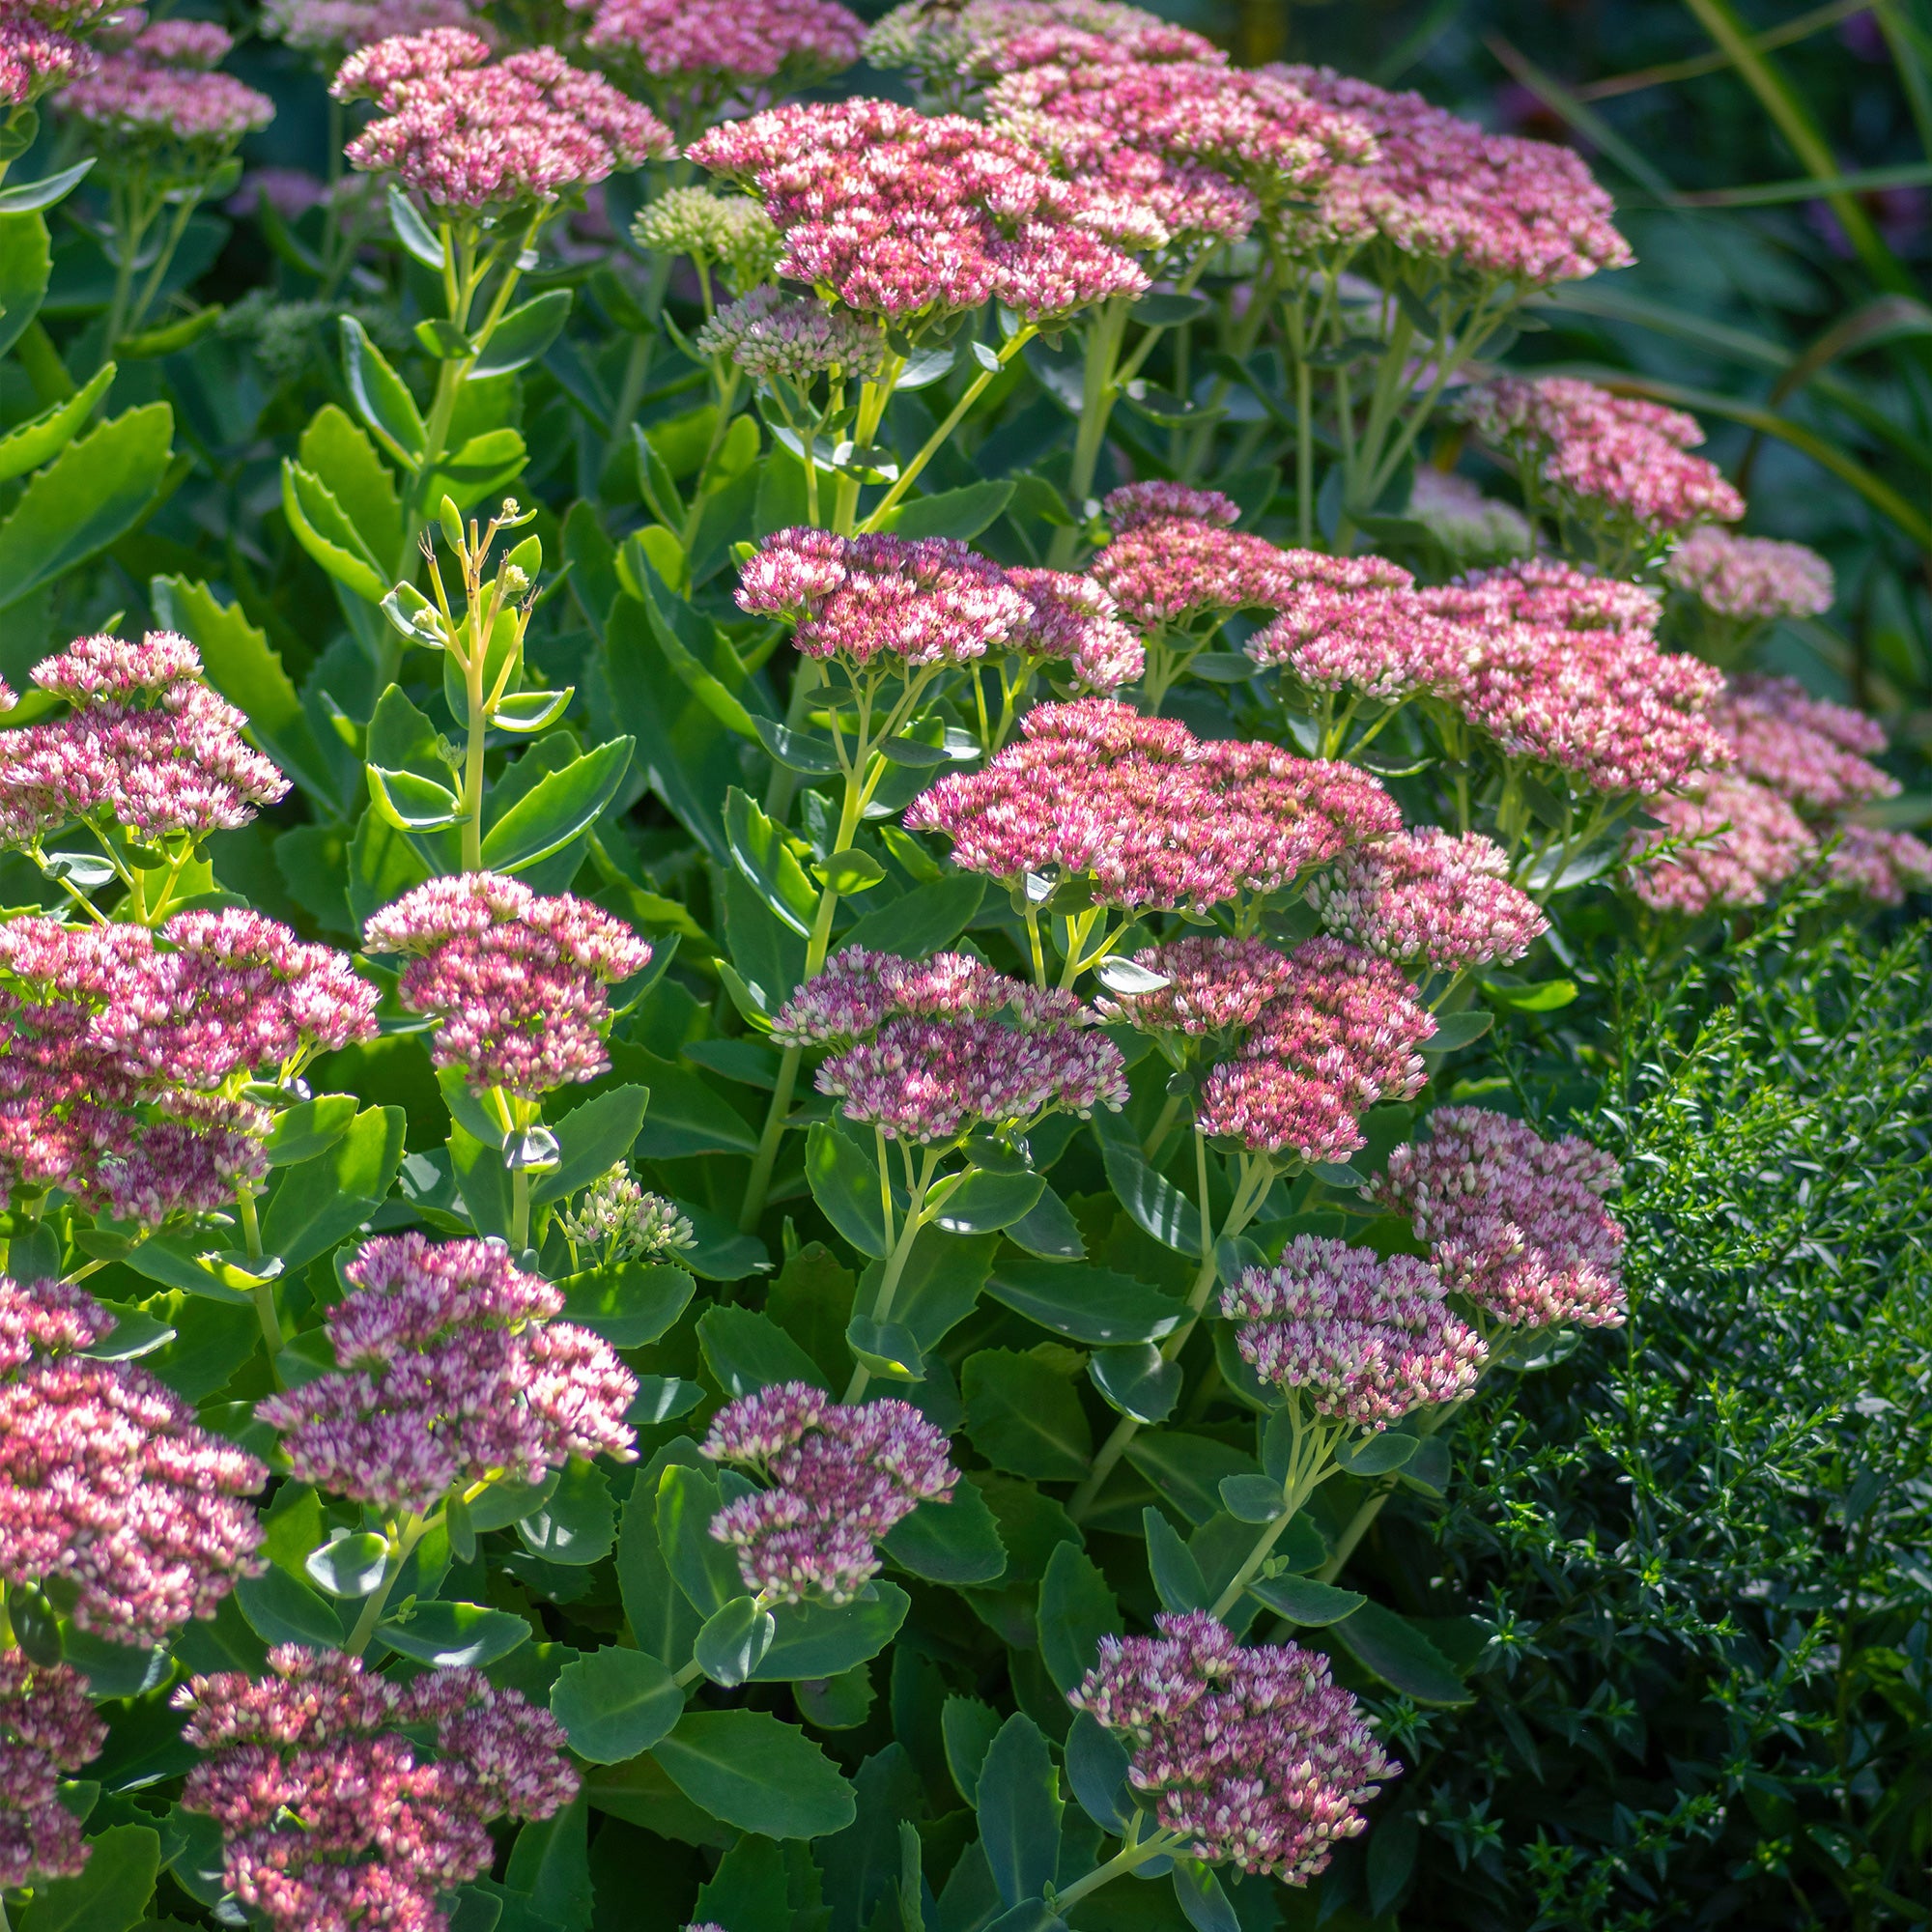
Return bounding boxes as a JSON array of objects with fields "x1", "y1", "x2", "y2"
[
  {"x1": 0, "y1": 631, "x2": 289, "y2": 854},
  {"x1": 1822, "y1": 823, "x2": 1932, "y2": 906},
  {"x1": 257, "y1": 1234, "x2": 637, "y2": 1519},
  {"x1": 1372, "y1": 1107, "x2": 1625, "y2": 1331},
  {"x1": 0, "y1": 1274, "x2": 266, "y2": 1644},
  {"x1": 863, "y1": 0, "x2": 1172, "y2": 104},
  {"x1": 58, "y1": 18, "x2": 273, "y2": 152},
  {"x1": 1224, "y1": 1236, "x2": 1486, "y2": 1426},
  {"x1": 1009, "y1": 567, "x2": 1145, "y2": 694},
  {"x1": 334, "y1": 28, "x2": 672, "y2": 216},
  {"x1": 702, "y1": 1381, "x2": 956, "y2": 1603},
  {"x1": 1275, "y1": 65, "x2": 1631, "y2": 284},
  {"x1": 1247, "y1": 565, "x2": 1472, "y2": 708},
  {"x1": 1460, "y1": 377, "x2": 1744, "y2": 555},
  {"x1": 687, "y1": 96, "x2": 1150, "y2": 327},
  {"x1": 1312, "y1": 829, "x2": 1548, "y2": 973},
  {"x1": 263, "y1": 0, "x2": 478, "y2": 64},
  {"x1": 1406, "y1": 469, "x2": 1531, "y2": 564},
  {"x1": 1091, "y1": 483, "x2": 1301, "y2": 634},
  {"x1": 0, "y1": 1652, "x2": 104, "y2": 1887},
  {"x1": 178, "y1": 1646, "x2": 578, "y2": 1932},
  {"x1": 1711, "y1": 675, "x2": 1895, "y2": 814},
  {"x1": 0, "y1": 911, "x2": 375, "y2": 1223},
  {"x1": 0, "y1": 0, "x2": 125, "y2": 106},
  {"x1": 906, "y1": 699, "x2": 1398, "y2": 916},
  {"x1": 1663, "y1": 526, "x2": 1833, "y2": 625},
  {"x1": 362, "y1": 871, "x2": 651, "y2": 1098},
  {"x1": 771, "y1": 947, "x2": 1126, "y2": 1143},
  {"x1": 1069, "y1": 1609, "x2": 1395, "y2": 1881},
  {"x1": 1628, "y1": 774, "x2": 1818, "y2": 917}
]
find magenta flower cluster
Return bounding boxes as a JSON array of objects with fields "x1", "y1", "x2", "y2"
[
  {"x1": 0, "y1": 1274, "x2": 266, "y2": 1645},
  {"x1": 1070, "y1": 1609, "x2": 1395, "y2": 1881},
  {"x1": 702, "y1": 1381, "x2": 957, "y2": 1603},
  {"x1": 1225, "y1": 1235, "x2": 1486, "y2": 1425},
  {"x1": 258, "y1": 1234, "x2": 636, "y2": 1518},
  {"x1": 0, "y1": 0, "x2": 121, "y2": 106},
  {"x1": 1372, "y1": 1107, "x2": 1626, "y2": 1330},
  {"x1": 1313, "y1": 828, "x2": 1548, "y2": 973},
  {"x1": 178, "y1": 1646, "x2": 578, "y2": 1932},
  {"x1": 0, "y1": 1653, "x2": 105, "y2": 1887},
  {"x1": 1664, "y1": 526, "x2": 1833, "y2": 623},
  {"x1": 0, "y1": 911, "x2": 376, "y2": 1223},
  {"x1": 0, "y1": 630, "x2": 289, "y2": 852},
  {"x1": 688, "y1": 96, "x2": 1150, "y2": 326},
  {"x1": 907, "y1": 698, "x2": 1398, "y2": 914},
  {"x1": 58, "y1": 19, "x2": 274, "y2": 149},
  {"x1": 770, "y1": 947, "x2": 1126, "y2": 1143},
  {"x1": 362, "y1": 871, "x2": 651, "y2": 1097},
  {"x1": 334, "y1": 28, "x2": 672, "y2": 214}
]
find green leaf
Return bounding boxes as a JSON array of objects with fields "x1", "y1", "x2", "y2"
[
  {"x1": 341, "y1": 315, "x2": 426, "y2": 466},
  {"x1": 651, "y1": 1709, "x2": 857, "y2": 1839},
  {"x1": 815, "y1": 849, "x2": 887, "y2": 895},
  {"x1": 962, "y1": 1350, "x2": 1092, "y2": 1481},
  {"x1": 657, "y1": 1463, "x2": 744, "y2": 1616},
  {"x1": 1423, "y1": 1009, "x2": 1492, "y2": 1052},
  {"x1": 0, "y1": 361, "x2": 112, "y2": 485},
  {"x1": 1246, "y1": 1573, "x2": 1365, "y2": 1627},
  {"x1": 841, "y1": 873, "x2": 986, "y2": 958},
  {"x1": 0, "y1": 403, "x2": 172, "y2": 611},
  {"x1": 378, "y1": 1600, "x2": 532, "y2": 1668},
  {"x1": 235, "y1": 1565, "x2": 346, "y2": 1650},
  {"x1": 1093, "y1": 1114, "x2": 1203, "y2": 1254},
  {"x1": 942, "y1": 1696, "x2": 1002, "y2": 1805},
  {"x1": 1124, "y1": 1433, "x2": 1259, "y2": 1527},
  {"x1": 1143, "y1": 1503, "x2": 1209, "y2": 1611},
  {"x1": 1334, "y1": 1431, "x2": 1419, "y2": 1477},
  {"x1": 80, "y1": 1299, "x2": 173, "y2": 1361},
  {"x1": 0, "y1": 210, "x2": 51, "y2": 359},
  {"x1": 1089, "y1": 1343, "x2": 1181, "y2": 1424},
  {"x1": 805, "y1": 1122, "x2": 891, "y2": 1258},
  {"x1": 263, "y1": 1097, "x2": 359, "y2": 1173},
  {"x1": 1481, "y1": 977, "x2": 1578, "y2": 1012},
  {"x1": 1329, "y1": 1601, "x2": 1472, "y2": 1706},
  {"x1": 303, "y1": 1532, "x2": 390, "y2": 1599},
  {"x1": 883, "y1": 479, "x2": 1015, "y2": 541},
  {"x1": 282, "y1": 457, "x2": 389, "y2": 606},
  {"x1": 469, "y1": 1470, "x2": 559, "y2": 1532},
  {"x1": 752, "y1": 715, "x2": 840, "y2": 774},
  {"x1": 1002, "y1": 1183, "x2": 1086, "y2": 1263},
  {"x1": 725, "y1": 787, "x2": 820, "y2": 938},
  {"x1": 261, "y1": 1105, "x2": 405, "y2": 1269},
  {"x1": 751, "y1": 1584, "x2": 908, "y2": 1682},
  {"x1": 845, "y1": 1314, "x2": 923, "y2": 1383},
  {"x1": 881, "y1": 1482, "x2": 1008, "y2": 1586},
  {"x1": 480, "y1": 738, "x2": 635, "y2": 874},
  {"x1": 1218, "y1": 1473, "x2": 1286, "y2": 1523},
  {"x1": 297, "y1": 403, "x2": 405, "y2": 571},
  {"x1": 1172, "y1": 1860, "x2": 1239, "y2": 1932},
  {"x1": 933, "y1": 1169, "x2": 1044, "y2": 1236},
  {"x1": 976, "y1": 1715, "x2": 1062, "y2": 1909},
  {"x1": 984, "y1": 1260, "x2": 1185, "y2": 1346},
  {"x1": 19, "y1": 1824, "x2": 158, "y2": 1932},
  {"x1": 697, "y1": 1302, "x2": 831, "y2": 1396},
  {"x1": 556, "y1": 1262, "x2": 693, "y2": 1347},
  {"x1": 1064, "y1": 1712, "x2": 1131, "y2": 1833},
  {"x1": 550, "y1": 1646, "x2": 684, "y2": 1763},
  {"x1": 529, "y1": 1085, "x2": 649, "y2": 1207},
  {"x1": 474, "y1": 290, "x2": 572, "y2": 379},
  {"x1": 616, "y1": 1441, "x2": 704, "y2": 1665},
  {"x1": 695, "y1": 1594, "x2": 777, "y2": 1687},
  {"x1": 1037, "y1": 1544, "x2": 1122, "y2": 1699},
  {"x1": 884, "y1": 1228, "x2": 1000, "y2": 1354},
  {"x1": 691, "y1": 1838, "x2": 792, "y2": 1932},
  {"x1": 517, "y1": 1459, "x2": 615, "y2": 1567},
  {"x1": 387, "y1": 185, "x2": 445, "y2": 268}
]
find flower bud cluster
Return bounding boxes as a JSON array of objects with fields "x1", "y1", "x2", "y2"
[
  {"x1": 0, "y1": 1653, "x2": 105, "y2": 1887},
  {"x1": 687, "y1": 96, "x2": 1150, "y2": 325},
  {"x1": 863, "y1": 0, "x2": 1170, "y2": 104},
  {"x1": 632, "y1": 184, "x2": 782, "y2": 292},
  {"x1": 771, "y1": 947, "x2": 1127, "y2": 1143},
  {"x1": 1008, "y1": 568, "x2": 1145, "y2": 693},
  {"x1": 262, "y1": 0, "x2": 477, "y2": 64},
  {"x1": 703, "y1": 1381, "x2": 957, "y2": 1602},
  {"x1": 1663, "y1": 526, "x2": 1833, "y2": 623},
  {"x1": 1312, "y1": 828, "x2": 1548, "y2": 973},
  {"x1": 1371, "y1": 1106, "x2": 1625, "y2": 1330},
  {"x1": 0, "y1": 1274, "x2": 266, "y2": 1644},
  {"x1": 257, "y1": 1234, "x2": 637, "y2": 1518},
  {"x1": 334, "y1": 29, "x2": 673, "y2": 216},
  {"x1": 694, "y1": 286, "x2": 887, "y2": 385},
  {"x1": 1069, "y1": 1609, "x2": 1395, "y2": 1881},
  {"x1": 1247, "y1": 566, "x2": 1470, "y2": 707},
  {"x1": 0, "y1": 0, "x2": 118, "y2": 107},
  {"x1": 178, "y1": 1646, "x2": 578, "y2": 1932},
  {"x1": 557, "y1": 1162, "x2": 696, "y2": 1264},
  {"x1": 362, "y1": 871, "x2": 651, "y2": 1097},
  {"x1": 1627, "y1": 774, "x2": 1818, "y2": 917},
  {"x1": 1405, "y1": 468, "x2": 1531, "y2": 564},
  {"x1": 0, "y1": 631, "x2": 290, "y2": 852},
  {"x1": 58, "y1": 17, "x2": 273, "y2": 150},
  {"x1": 1092, "y1": 487, "x2": 1318, "y2": 633},
  {"x1": 1224, "y1": 1236, "x2": 1487, "y2": 1425}
]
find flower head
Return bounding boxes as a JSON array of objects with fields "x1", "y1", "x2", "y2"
[
  {"x1": 687, "y1": 97, "x2": 1148, "y2": 327},
  {"x1": 1069, "y1": 1609, "x2": 1395, "y2": 1881},
  {"x1": 1372, "y1": 1106, "x2": 1625, "y2": 1329},
  {"x1": 178, "y1": 1647, "x2": 577, "y2": 1932},
  {"x1": 1102, "y1": 481, "x2": 1239, "y2": 530},
  {"x1": 1626, "y1": 773, "x2": 1817, "y2": 916},
  {"x1": 1825, "y1": 823, "x2": 1932, "y2": 905},
  {"x1": 1663, "y1": 526, "x2": 1833, "y2": 623},
  {"x1": 263, "y1": 0, "x2": 479, "y2": 64},
  {"x1": 631, "y1": 184, "x2": 781, "y2": 292},
  {"x1": 1090, "y1": 509, "x2": 1293, "y2": 633},
  {"x1": 864, "y1": 0, "x2": 1175, "y2": 106},
  {"x1": 334, "y1": 31, "x2": 672, "y2": 216},
  {"x1": 556, "y1": 1162, "x2": 695, "y2": 1263},
  {"x1": 1711, "y1": 673, "x2": 1894, "y2": 813},
  {"x1": 59, "y1": 20, "x2": 273, "y2": 153},
  {"x1": 694, "y1": 286, "x2": 886, "y2": 385},
  {"x1": 703, "y1": 1382, "x2": 956, "y2": 1603},
  {"x1": 1223, "y1": 1236, "x2": 1486, "y2": 1425},
  {"x1": 256, "y1": 1234, "x2": 637, "y2": 1517},
  {"x1": 1312, "y1": 829, "x2": 1548, "y2": 973},
  {"x1": 0, "y1": 1274, "x2": 265, "y2": 1644},
  {"x1": 362, "y1": 873, "x2": 650, "y2": 1097},
  {"x1": 1247, "y1": 570, "x2": 1468, "y2": 708},
  {"x1": 1406, "y1": 468, "x2": 1531, "y2": 564},
  {"x1": 1008, "y1": 568, "x2": 1144, "y2": 693},
  {"x1": 0, "y1": 1655, "x2": 105, "y2": 1887},
  {"x1": 0, "y1": 13, "x2": 94, "y2": 106}
]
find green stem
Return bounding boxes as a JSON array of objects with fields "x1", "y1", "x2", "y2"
[
  {"x1": 832, "y1": 358, "x2": 904, "y2": 535},
  {"x1": 345, "y1": 1516, "x2": 430, "y2": 1657},
  {"x1": 841, "y1": 1154, "x2": 938, "y2": 1402},
  {"x1": 1047, "y1": 300, "x2": 1129, "y2": 568},
  {"x1": 512, "y1": 1166, "x2": 530, "y2": 1253},
  {"x1": 1052, "y1": 1827, "x2": 1183, "y2": 1914},
  {"x1": 124, "y1": 194, "x2": 199, "y2": 345},
  {"x1": 1313, "y1": 1395, "x2": 1463, "y2": 1584},
  {"x1": 236, "y1": 1188, "x2": 282, "y2": 1364},
  {"x1": 1209, "y1": 1402, "x2": 1342, "y2": 1620}
]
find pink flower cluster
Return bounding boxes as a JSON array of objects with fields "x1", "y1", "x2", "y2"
[
  {"x1": 1312, "y1": 829, "x2": 1548, "y2": 973},
  {"x1": 906, "y1": 699, "x2": 1399, "y2": 914},
  {"x1": 1092, "y1": 487, "x2": 1311, "y2": 634},
  {"x1": 770, "y1": 948, "x2": 1126, "y2": 1143},
  {"x1": 1224, "y1": 1236, "x2": 1486, "y2": 1426},
  {"x1": 0, "y1": 1274, "x2": 265, "y2": 1644},
  {"x1": 263, "y1": 0, "x2": 478, "y2": 62},
  {"x1": 1418, "y1": 561, "x2": 1729, "y2": 795},
  {"x1": 1461, "y1": 377, "x2": 1745, "y2": 551},
  {"x1": 0, "y1": 1653, "x2": 104, "y2": 1888},
  {"x1": 1663, "y1": 526, "x2": 1833, "y2": 624},
  {"x1": 863, "y1": 0, "x2": 1173, "y2": 102},
  {"x1": 1009, "y1": 567, "x2": 1145, "y2": 693},
  {"x1": 258, "y1": 1234, "x2": 637, "y2": 1518},
  {"x1": 1372, "y1": 1107, "x2": 1625, "y2": 1330},
  {"x1": 0, "y1": 631, "x2": 289, "y2": 851},
  {"x1": 687, "y1": 97, "x2": 1149, "y2": 325},
  {"x1": 1712, "y1": 674, "x2": 1894, "y2": 813},
  {"x1": 334, "y1": 29, "x2": 672, "y2": 215},
  {"x1": 1275, "y1": 65, "x2": 1632, "y2": 284},
  {"x1": 0, "y1": 912, "x2": 375, "y2": 1222},
  {"x1": 985, "y1": 29, "x2": 1373, "y2": 258},
  {"x1": 1247, "y1": 565, "x2": 1468, "y2": 707},
  {"x1": 1069, "y1": 1609, "x2": 1394, "y2": 1881},
  {"x1": 60, "y1": 19, "x2": 274, "y2": 149},
  {"x1": 1823, "y1": 823, "x2": 1932, "y2": 906},
  {"x1": 362, "y1": 872, "x2": 650, "y2": 1097},
  {"x1": 1628, "y1": 775, "x2": 1818, "y2": 917},
  {"x1": 702, "y1": 1382, "x2": 956, "y2": 1603},
  {"x1": 0, "y1": 4, "x2": 98, "y2": 106},
  {"x1": 178, "y1": 1647, "x2": 578, "y2": 1932}
]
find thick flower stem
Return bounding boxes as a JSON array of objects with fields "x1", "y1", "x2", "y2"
[
  {"x1": 1051, "y1": 1825, "x2": 1183, "y2": 1914},
  {"x1": 842, "y1": 1156, "x2": 939, "y2": 1403},
  {"x1": 345, "y1": 1515, "x2": 431, "y2": 1658},
  {"x1": 1209, "y1": 1404, "x2": 1343, "y2": 1620},
  {"x1": 1046, "y1": 298, "x2": 1131, "y2": 568}
]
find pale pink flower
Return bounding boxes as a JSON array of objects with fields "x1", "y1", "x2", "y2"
[
  {"x1": 1312, "y1": 829, "x2": 1548, "y2": 972},
  {"x1": 60, "y1": 20, "x2": 273, "y2": 147},
  {"x1": 1663, "y1": 526, "x2": 1833, "y2": 622},
  {"x1": 1711, "y1": 673, "x2": 1894, "y2": 813},
  {"x1": 1627, "y1": 773, "x2": 1818, "y2": 916},
  {"x1": 0, "y1": 1655, "x2": 105, "y2": 1887},
  {"x1": 263, "y1": 0, "x2": 479, "y2": 63},
  {"x1": 693, "y1": 286, "x2": 886, "y2": 384},
  {"x1": 1009, "y1": 568, "x2": 1145, "y2": 694},
  {"x1": 1824, "y1": 823, "x2": 1932, "y2": 905}
]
